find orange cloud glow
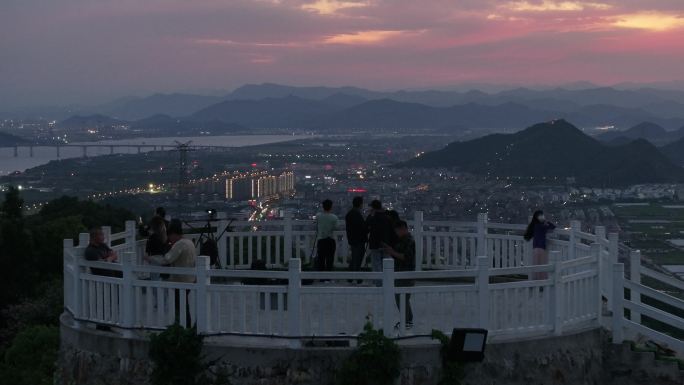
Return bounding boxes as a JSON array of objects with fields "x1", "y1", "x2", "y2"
[
  {"x1": 611, "y1": 12, "x2": 684, "y2": 31},
  {"x1": 504, "y1": 1, "x2": 612, "y2": 12},
  {"x1": 324, "y1": 30, "x2": 410, "y2": 44},
  {"x1": 301, "y1": 0, "x2": 368, "y2": 15}
]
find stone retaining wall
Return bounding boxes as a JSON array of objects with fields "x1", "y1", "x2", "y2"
[{"x1": 58, "y1": 313, "x2": 682, "y2": 385}]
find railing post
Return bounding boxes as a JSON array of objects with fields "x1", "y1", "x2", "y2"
[
  {"x1": 591, "y1": 242, "x2": 602, "y2": 325},
  {"x1": 217, "y1": 218, "x2": 228, "y2": 267},
  {"x1": 125, "y1": 220, "x2": 136, "y2": 248},
  {"x1": 630, "y1": 250, "x2": 642, "y2": 325},
  {"x1": 102, "y1": 226, "x2": 112, "y2": 246},
  {"x1": 284, "y1": 211, "x2": 293, "y2": 263},
  {"x1": 121, "y1": 252, "x2": 136, "y2": 333},
  {"x1": 550, "y1": 250, "x2": 563, "y2": 335},
  {"x1": 288, "y1": 258, "x2": 302, "y2": 347},
  {"x1": 79, "y1": 232, "x2": 90, "y2": 247},
  {"x1": 606, "y1": 233, "x2": 619, "y2": 312},
  {"x1": 608, "y1": 233, "x2": 619, "y2": 264},
  {"x1": 64, "y1": 238, "x2": 81, "y2": 326},
  {"x1": 195, "y1": 256, "x2": 210, "y2": 333},
  {"x1": 476, "y1": 213, "x2": 488, "y2": 262},
  {"x1": 414, "y1": 211, "x2": 424, "y2": 271},
  {"x1": 382, "y1": 258, "x2": 395, "y2": 334},
  {"x1": 569, "y1": 220, "x2": 581, "y2": 260},
  {"x1": 594, "y1": 226, "x2": 606, "y2": 244},
  {"x1": 612, "y1": 263, "x2": 625, "y2": 344},
  {"x1": 476, "y1": 256, "x2": 489, "y2": 330}
]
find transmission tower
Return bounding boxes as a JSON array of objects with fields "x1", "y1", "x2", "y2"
[{"x1": 174, "y1": 141, "x2": 194, "y2": 200}]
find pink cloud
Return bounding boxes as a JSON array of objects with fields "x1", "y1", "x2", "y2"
[{"x1": 1, "y1": 0, "x2": 684, "y2": 107}]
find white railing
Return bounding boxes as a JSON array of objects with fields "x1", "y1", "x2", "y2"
[
  {"x1": 62, "y1": 212, "x2": 619, "y2": 346},
  {"x1": 612, "y1": 249, "x2": 684, "y2": 357},
  {"x1": 166, "y1": 212, "x2": 598, "y2": 271}
]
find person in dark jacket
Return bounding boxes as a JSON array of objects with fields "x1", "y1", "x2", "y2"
[
  {"x1": 84, "y1": 226, "x2": 121, "y2": 277},
  {"x1": 345, "y1": 196, "x2": 368, "y2": 274},
  {"x1": 383, "y1": 220, "x2": 415, "y2": 327},
  {"x1": 145, "y1": 216, "x2": 170, "y2": 280},
  {"x1": 524, "y1": 210, "x2": 556, "y2": 280},
  {"x1": 366, "y1": 200, "x2": 393, "y2": 274},
  {"x1": 386, "y1": 209, "x2": 401, "y2": 248}
]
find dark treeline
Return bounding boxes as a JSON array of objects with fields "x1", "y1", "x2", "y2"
[{"x1": 0, "y1": 187, "x2": 135, "y2": 384}]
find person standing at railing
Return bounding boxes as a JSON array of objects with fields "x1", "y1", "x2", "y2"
[
  {"x1": 145, "y1": 216, "x2": 170, "y2": 281},
  {"x1": 137, "y1": 206, "x2": 170, "y2": 238},
  {"x1": 367, "y1": 200, "x2": 393, "y2": 280},
  {"x1": 84, "y1": 226, "x2": 122, "y2": 278},
  {"x1": 524, "y1": 210, "x2": 556, "y2": 280},
  {"x1": 382, "y1": 220, "x2": 415, "y2": 329},
  {"x1": 144, "y1": 219, "x2": 196, "y2": 326},
  {"x1": 345, "y1": 196, "x2": 368, "y2": 279},
  {"x1": 315, "y1": 199, "x2": 338, "y2": 271},
  {"x1": 386, "y1": 209, "x2": 401, "y2": 248}
]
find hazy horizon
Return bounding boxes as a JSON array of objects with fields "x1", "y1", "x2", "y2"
[{"x1": 5, "y1": 79, "x2": 684, "y2": 112}]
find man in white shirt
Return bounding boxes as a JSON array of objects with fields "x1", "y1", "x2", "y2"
[
  {"x1": 146, "y1": 220, "x2": 196, "y2": 283},
  {"x1": 144, "y1": 219, "x2": 197, "y2": 326}
]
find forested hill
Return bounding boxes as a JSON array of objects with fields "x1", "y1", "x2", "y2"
[{"x1": 399, "y1": 119, "x2": 684, "y2": 186}]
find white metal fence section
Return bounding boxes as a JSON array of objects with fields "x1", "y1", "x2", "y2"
[{"x1": 612, "y1": 249, "x2": 684, "y2": 357}]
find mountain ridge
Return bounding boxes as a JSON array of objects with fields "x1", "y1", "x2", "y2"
[{"x1": 399, "y1": 120, "x2": 684, "y2": 186}]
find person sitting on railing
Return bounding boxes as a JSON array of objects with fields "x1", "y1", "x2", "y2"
[
  {"x1": 84, "y1": 226, "x2": 122, "y2": 278},
  {"x1": 524, "y1": 210, "x2": 556, "y2": 280},
  {"x1": 315, "y1": 199, "x2": 338, "y2": 272},
  {"x1": 144, "y1": 219, "x2": 196, "y2": 283},
  {"x1": 382, "y1": 220, "x2": 415, "y2": 329}
]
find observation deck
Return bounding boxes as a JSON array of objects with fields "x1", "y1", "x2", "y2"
[{"x1": 61, "y1": 212, "x2": 684, "y2": 354}]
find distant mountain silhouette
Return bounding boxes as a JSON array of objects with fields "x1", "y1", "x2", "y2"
[
  {"x1": 597, "y1": 122, "x2": 667, "y2": 143},
  {"x1": 306, "y1": 99, "x2": 557, "y2": 130},
  {"x1": 597, "y1": 122, "x2": 684, "y2": 145},
  {"x1": 228, "y1": 83, "x2": 377, "y2": 101},
  {"x1": 191, "y1": 95, "x2": 338, "y2": 128},
  {"x1": 59, "y1": 114, "x2": 244, "y2": 136},
  {"x1": 660, "y1": 132, "x2": 684, "y2": 165},
  {"x1": 225, "y1": 83, "x2": 684, "y2": 115},
  {"x1": 7, "y1": 83, "x2": 684, "y2": 125},
  {"x1": 320, "y1": 93, "x2": 368, "y2": 108},
  {"x1": 130, "y1": 114, "x2": 245, "y2": 135},
  {"x1": 0, "y1": 131, "x2": 30, "y2": 146},
  {"x1": 58, "y1": 94, "x2": 684, "y2": 135},
  {"x1": 220, "y1": 84, "x2": 684, "y2": 128},
  {"x1": 400, "y1": 120, "x2": 684, "y2": 186},
  {"x1": 59, "y1": 114, "x2": 127, "y2": 129},
  {"x1": 101, "y1": 93, "x2": 224, "y2": 120}
]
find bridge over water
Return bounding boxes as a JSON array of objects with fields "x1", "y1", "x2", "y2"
[{"x1": 8, "y1": 143, "x2": 231, "y2": 158}]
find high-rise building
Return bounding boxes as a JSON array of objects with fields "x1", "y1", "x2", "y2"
[
  {"x1": 225, "y1": 175, "x2": 253, "y2": 200},
  {"x1": 223, "y1": 170, "x2": 295, "y2": 201}
]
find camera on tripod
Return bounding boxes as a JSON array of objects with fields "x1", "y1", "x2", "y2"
[{"x1": 182, "y1": 209, "x2": 234, "y2": 269}]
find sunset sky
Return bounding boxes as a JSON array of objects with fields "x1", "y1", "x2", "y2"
[{"x1": 2, "y1": 0, "x2": 684, "y2": 107}]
